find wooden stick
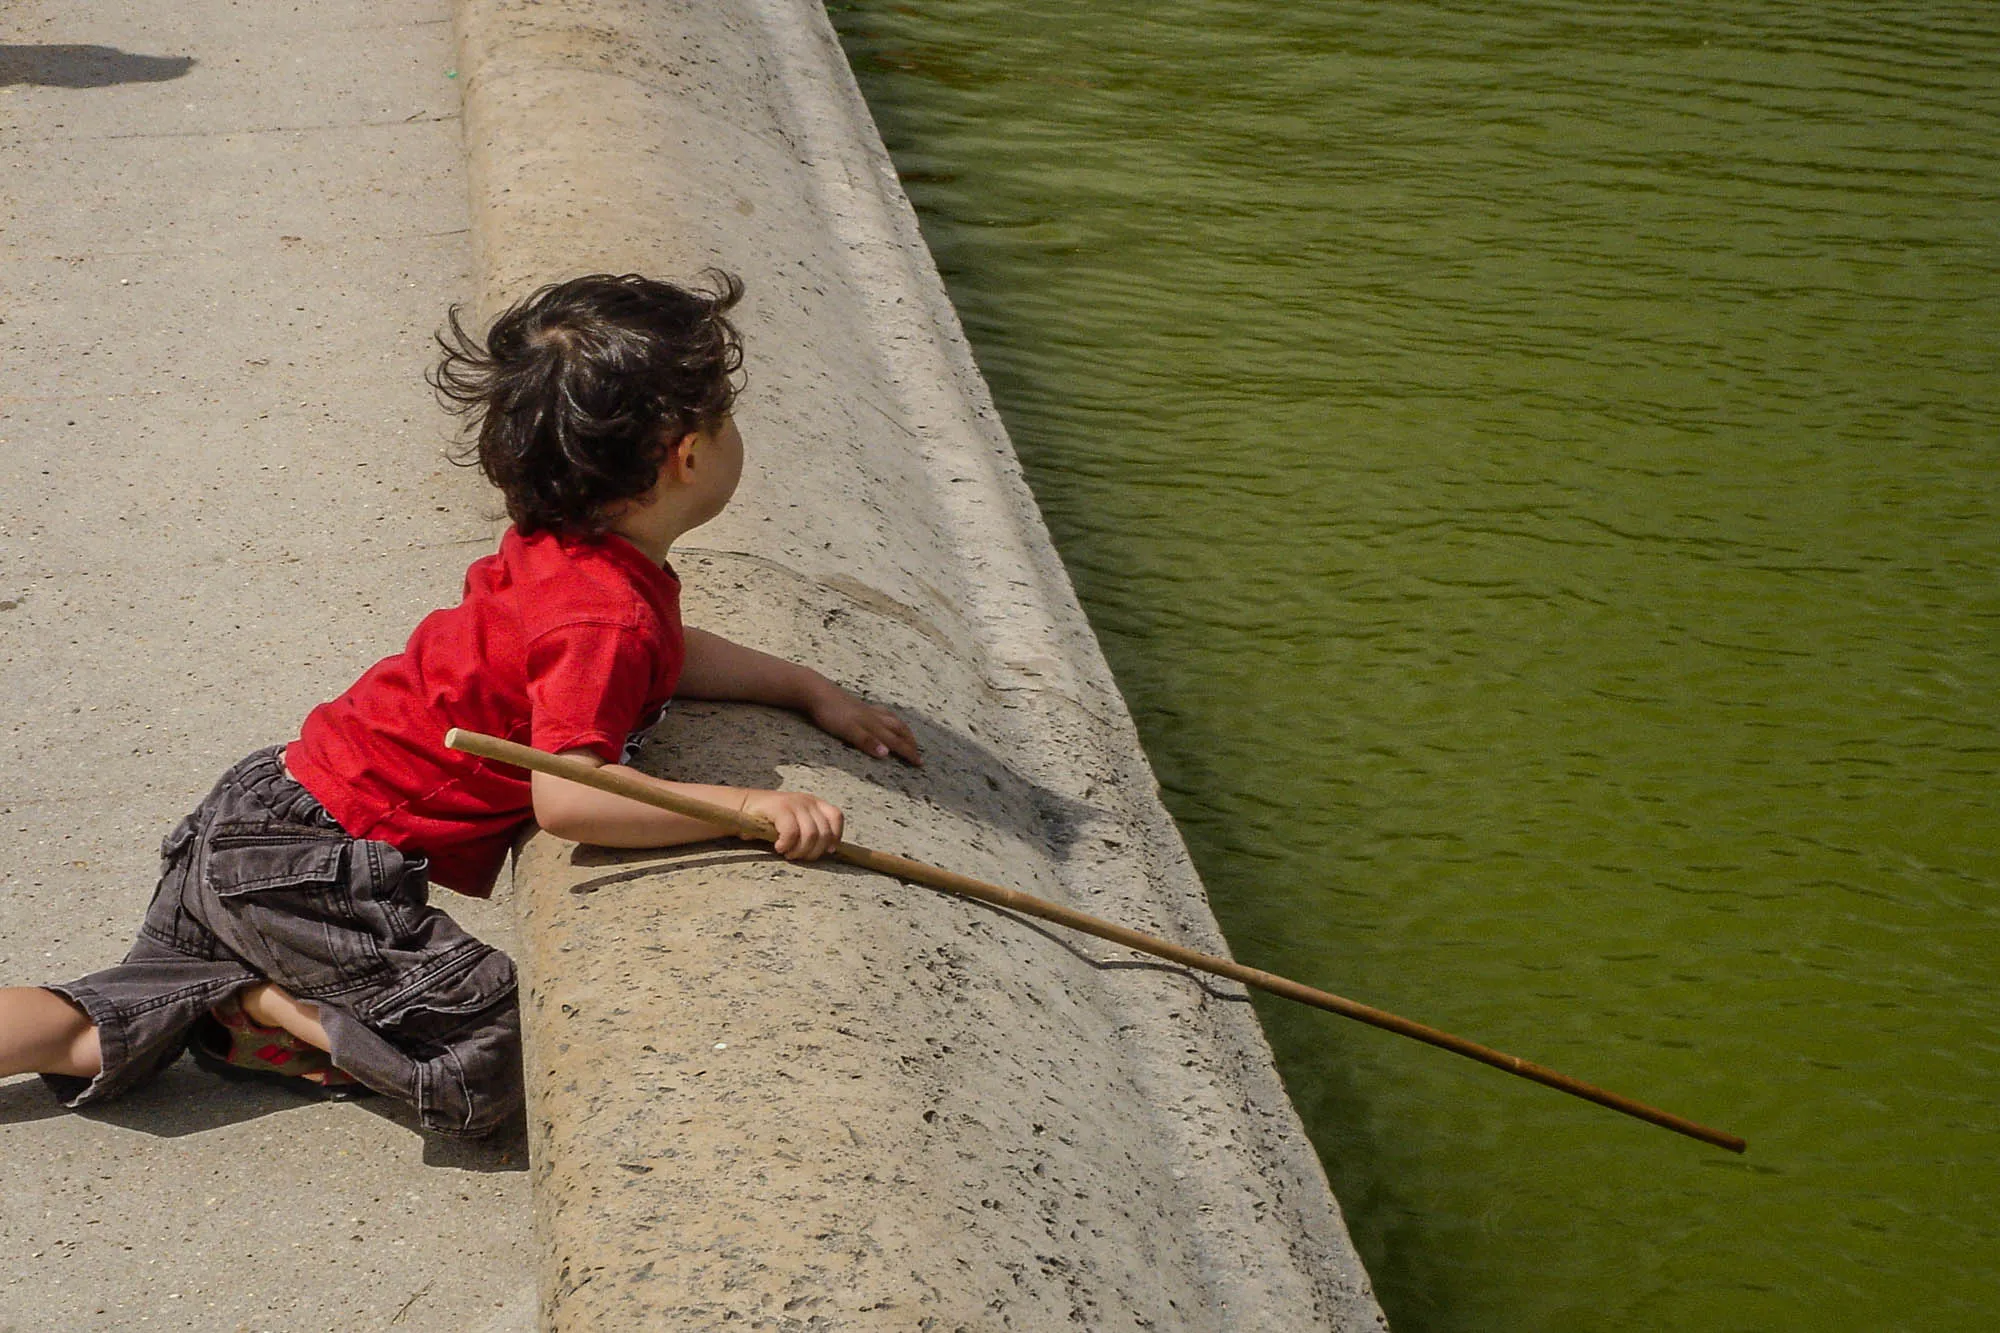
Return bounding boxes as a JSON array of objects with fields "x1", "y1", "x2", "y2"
[{"x1": 445, "y1": 728, "x2": 1747, "y2": 1153}]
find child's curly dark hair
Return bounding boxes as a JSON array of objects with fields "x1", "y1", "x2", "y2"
[{"x1": 430, "y1": 271, "x2": 745, "y2": 536}]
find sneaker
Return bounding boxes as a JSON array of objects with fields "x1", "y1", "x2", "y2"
[{"x1": 189, "y1": 994, "x2": 374, "y2": 1102}]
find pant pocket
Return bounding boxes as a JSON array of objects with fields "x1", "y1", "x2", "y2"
[
  {"x1": 200, "y1": 821, "x2": 386, "y2": 996},
  {"x1": 363, "y1": 948, "x2": 521, "y2": 1136}
]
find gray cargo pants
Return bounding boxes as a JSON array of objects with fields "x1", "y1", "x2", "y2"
[{"x1": 43, "y1": 746, "x2": 521, "y2": 1137}]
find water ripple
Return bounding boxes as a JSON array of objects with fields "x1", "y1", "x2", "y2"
[{"x1": 834, "y1": 1, "x2": 2000, "y2": 1327}]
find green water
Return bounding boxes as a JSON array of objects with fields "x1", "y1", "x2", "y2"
[{"x1": 828, "y1": 2, "x2": 1999, "y2": 1328}]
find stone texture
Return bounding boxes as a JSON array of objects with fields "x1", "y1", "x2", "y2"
[{"x1": 453, "y1": 0, "x2": 1385, "y2": 1328}]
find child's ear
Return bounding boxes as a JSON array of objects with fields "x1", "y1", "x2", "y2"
[{"x1": 663, "y1": 430, "x2": 702, "y2": 482}]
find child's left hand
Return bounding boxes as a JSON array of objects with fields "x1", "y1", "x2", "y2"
[{"x1": 805, "y1": 682, "x2": 923, "y2": 765}]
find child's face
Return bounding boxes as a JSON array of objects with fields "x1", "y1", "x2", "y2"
[{"x1": 686, "y1": 414, "x2": 744, "y2": 526}]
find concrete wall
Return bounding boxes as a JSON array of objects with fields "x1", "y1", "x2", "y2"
[{"x1": 453, "y1": 0, "x2": 1386, "y2": 1327}]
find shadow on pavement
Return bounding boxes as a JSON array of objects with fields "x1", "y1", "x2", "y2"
[
  {"x1": 356, "y1": 1095, "x2": 531, "y2": 1172},
  {"x1": 1, "y1": 1061, "x2": 529, "y2": 1171},
  {"x1": 0, "y1": 1059, "x2": 312, "y2": 1134},
  {"x1": 0, "y1": 44, "x2": 195, "y2": 88}
]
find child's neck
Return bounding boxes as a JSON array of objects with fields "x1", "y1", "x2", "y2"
[
  {"x1": 602, "y1": 500, "x2": 701, "y2": 567},
  {"x1": 602, "y1": 520, "x2": 678, "y2": 567}
]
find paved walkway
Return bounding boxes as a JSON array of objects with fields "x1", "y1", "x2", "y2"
[{"x1": 1, "y1": 4, "x2": 533, "y2": 1327}]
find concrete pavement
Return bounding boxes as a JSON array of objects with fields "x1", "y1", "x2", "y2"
[{"x1": 1, "y1": 4, "x2": 532, "y2": 1328}]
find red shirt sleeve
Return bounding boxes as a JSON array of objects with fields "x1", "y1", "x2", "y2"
[{"x1": 524, "y1": 620, "x2": 658, "y2": 762}]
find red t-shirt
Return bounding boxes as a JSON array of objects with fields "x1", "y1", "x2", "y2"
[{"x1": 286, "y1": 528, "x2": 684, "y2": 897}]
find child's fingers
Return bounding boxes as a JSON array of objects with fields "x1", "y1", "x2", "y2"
[
  {"x1": 796, "y1": 800, "x2": 842, "y2": 860},
  {"x1": 880, "y1": 714, "x2": 922, "y2": 765},
  {"x1": 813, "y1": 689, "x2": 923, "y2": 766},
  {"x1": 773, "y1": 798, "x2": 842, "y2": 861},
  {"x1": 861, "y1": 710, "x2": 922, "y2": 765}
]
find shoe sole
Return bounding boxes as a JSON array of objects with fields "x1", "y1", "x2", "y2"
[{"x1": 188, "y1": 1031, "x2": 378, "y2": 1103}]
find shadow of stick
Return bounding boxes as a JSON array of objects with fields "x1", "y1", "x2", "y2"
[
  {"x1": 957, "y1": 895, "x2": 1254, "y2": 1006},
  {"x1": 558, "y1": 836, "x2": 1253, "y2": 1007}
]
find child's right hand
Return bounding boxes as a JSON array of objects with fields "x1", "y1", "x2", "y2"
[{"x1": 740, "y1": 789, "x2": 843, "y2": 861}]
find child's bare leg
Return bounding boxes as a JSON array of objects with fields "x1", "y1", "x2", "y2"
[
  {"x1": 235, "y1": 982, "x2": 330, "y2": 1053},
  {"x1": 0, "y1": 986, "x2": 102, "y2": 1079}
]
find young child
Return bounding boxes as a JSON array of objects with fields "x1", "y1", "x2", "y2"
[{"x1": 0, "y1": 271, "x2": 919, "y2": 1137}]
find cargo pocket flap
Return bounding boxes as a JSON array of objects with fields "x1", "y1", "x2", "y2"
[
  {"x1": 205, "y1": 834, "x2": 348, "y2": 896},
  {"x1": 427, "y1": 948, "x2": 516, "y2": 1017},
  {"x1": 367, "y1": 946, "x2": 517, "y2": 1034}
]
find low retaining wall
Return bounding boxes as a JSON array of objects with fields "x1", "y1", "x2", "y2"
[{"x1": 453, "y1": 0, "x2": 1385, "y2": 1327}]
